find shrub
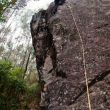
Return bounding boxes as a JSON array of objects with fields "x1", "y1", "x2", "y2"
[
  {"x1": 0, "y1": 60, "x2": 41, "y2": 109},
  {"x1": 0, "y1": 60, "x2": 27, "y2": 109}
]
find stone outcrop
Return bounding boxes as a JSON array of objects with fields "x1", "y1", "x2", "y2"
[{"x1": 30, "y1": 0, "x2": 110, "y2": 109}]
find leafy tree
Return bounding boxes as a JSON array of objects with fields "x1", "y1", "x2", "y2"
[
  {"x1": 0, "y1": 60, "x2": 27, "y2": 109},
  {"x1": 0, "y1": 60, "x2": 41, "y2": 109},
  {"x1": 0, "y1": 0, "x2": 16, "y2": 21}
]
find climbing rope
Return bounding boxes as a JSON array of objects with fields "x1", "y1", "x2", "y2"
[{"x1": 67, "y1": 4, "x2": 92, "y2": 110}]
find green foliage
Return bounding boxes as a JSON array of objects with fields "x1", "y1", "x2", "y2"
[
  {"x1": 0, "y1": 60, "x2": 26, "y2": 109},
  {"x1": 0, "y1": 0, "x2": 17, "y2": 21},
  {"x1": 0, "y1": 60, "x2": 41, "y2": 109},
  {"x1": 10, "y1": 67, "x2": 24, "y2": 79},
  {"x1": 27, "y1": 83, "x2": 41, "y2": 100}
]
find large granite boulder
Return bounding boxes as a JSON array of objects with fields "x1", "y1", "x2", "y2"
[{"x1": 30, "y1": 0, "x2": 110, "y2": 109}]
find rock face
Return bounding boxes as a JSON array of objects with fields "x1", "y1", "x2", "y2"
[{"x1": 30, "y1": 0, "x2": 110, "y2": 110}]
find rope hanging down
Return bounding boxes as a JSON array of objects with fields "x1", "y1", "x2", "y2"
[{"x1": 67, "y1": 4, "x2": 92, "y2": 110}]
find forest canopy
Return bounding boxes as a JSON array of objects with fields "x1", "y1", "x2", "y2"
[{"x1": 0, "y1": 0, "x2": 53, "y2": 109}]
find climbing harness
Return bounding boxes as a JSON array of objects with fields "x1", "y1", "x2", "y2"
[{"x1": 67, "y1": 4, "x2": 92, "y2": 110}]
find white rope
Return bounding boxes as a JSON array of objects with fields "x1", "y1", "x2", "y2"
[{"x1": 67, "y1": 4, "x2": 92, "y2": 110}]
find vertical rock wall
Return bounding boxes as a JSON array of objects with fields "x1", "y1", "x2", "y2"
[{"x1": 30, "y1": 0, "x2": 110, "y2": 109}]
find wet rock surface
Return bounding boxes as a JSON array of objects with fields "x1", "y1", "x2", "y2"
[{"x1": 31, "y1": 0, "x2": 110, "y2": 109}]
